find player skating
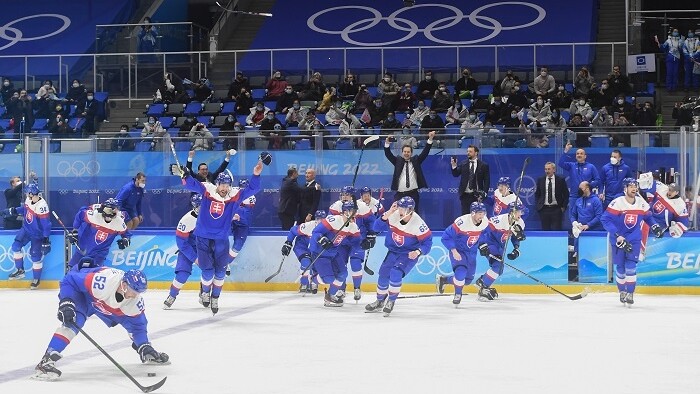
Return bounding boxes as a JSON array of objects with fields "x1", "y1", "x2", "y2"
[
  {"x1": 328, "y1": 185, "x2": 355, "y2": 214},
  {"x1": 163, "y1": 194, "x2": 202, "y2": 309},
  {"x1": 282, "y1": 209, "x2": 327, "y2": 293},
  {"x1": 487, "y1": 177, "x2": 518, "y2": 216},
  {"x1": 348, "y1": 187, "x2": 384, "y2": 301}
]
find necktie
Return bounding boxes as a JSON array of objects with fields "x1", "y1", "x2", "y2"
[
  {"x1": 405, "y1": 161, "x2": 411, "y2": 188},
  {"x1": 547, "y1": 177, "x2": 553, "y2": 204},
  {"x1": 469, "y1": 161, "x2": 476, "y2": 190}
]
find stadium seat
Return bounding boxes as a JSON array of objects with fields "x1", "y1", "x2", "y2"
[
  {"x1": 134, "y1": 141, "x2": 153, "y2": 152},
  {"x1": 476, "y1": 85, "x2": 494, "y2": 98},
  {"x1": 146, "y1": 104, "x2": 165, "y2": 116},
  {"x1": 220, "y1": 102, "x2": 236, "y2": 115},
  {"x1": 287, "y1": 127, "x2": 300, "y2": 136},
  {"x1": 174, "y1": 141, "x2": 192, "y2": 151},
  {"x1": 32, "y1": 118, "x2": 48, "y2": 131},
  {"x1": 49, "y1": 142, "x2": 61, "y2": 153},
  {"x1": 202, "y1": 102, "x2": 222, "y2": 116},
  {"x1": 68, "y1": 117, "x2": 84, "y2": 132},
  {"x1": 251, "y1": 88, "x2": 266, "y2": 100},
  {"x1": 159, "y1": 117, "x2": 175, "y2": 128},
  {"x1": 335, "y1": 138, "x2": 353, "y2": 150},
  {"x1": 294, "y1": 139, "x2": 311, "y2": 150},
  {"x1": 197, "y1": 116, "x2": 212, "y2": 126},
  {"x1": 590, "y1": 135, "x2": 610, "y2": 148},
  {"x1": 165, "y1": 103, "x2": 185, "y2": 116},
  {"x1": 183, "y1": 102, "x2": 202, "y2": 116}
]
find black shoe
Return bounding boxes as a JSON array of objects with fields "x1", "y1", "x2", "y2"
[
  {"x1": 30, "y1": 279, "x2": 40, "y2": 290},
  {"x1": 452, "y1": 293, "x2": 462, "y2": 305},
  {"x1": 323, "y1": 290, "x2": 343, "y2": 307},
  {"x1": 624, "y1": 292, "x2": 634, "y2": 305},
  {"x1": 163, "y1": 295, "x2": 176, "y2": 309},
  {"x1": 211, "y1": 297, "x2": 219, "y2": 315},
  {"x1": 436, "y1": 274, "x2": 447, "y2": 294},
  {"x1": 619, "y1": 292, "x2": 628, "y2": 304},
  {"x1": 199, "y1": 291, "x2": 211, "y2": 308}
]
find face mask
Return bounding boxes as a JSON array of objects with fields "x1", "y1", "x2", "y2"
[
  {"x1": 552, "y1": 113, "x2": 559, "y2": 119},
  {"x1": 72, "y1": 83, "x2": 79, "y2": 88},
  {"x1": 285, "y1": 89, "x2": 292, "y2": 93},
  {"x1": 514, "y1": 86, "x2": 520, "y2": 91},
  {"x1": 87, "y1": 96, "x2": 93, "y2": 100},
  {"x1": 610, "y1": 157, "x2": 618, "y2": 165},
  {"x1": 418, "y1": 104, "x2": 425, "y2": 109},
  {"x1": 541, "y1": 72, "x2": 547, "y2": 77},
  {"x1": 537, "y1": 100, "x2": 543, "y2": 105},
  {"x1": 138, "y1": 182, "x2": 146, "y2": 188},
  {"x1": 2, "y1": 81, "x2": 8, "y2": 86},
  {"x1": 257, "y1": 106, "x2": 263, "y2": 111},
  {"x1": 559, "y1": 86, "x2": 565, "y2": 91},
  {"x1": 672, "y1": 32, "x2": 679, "y2": 37},
  {"x1": 234, "y1": 126, "x2": 241, "y2": 131},
  {"x1": 402, "y1": 128, "x2": 410, "y2": 134},
  {"x1": 425, "y1": 76, "x2": 432, "y2": 81},
  {"x1": 120, "y1": 129, "x2": 127, "y2": 134},
  {"x1": 44, "y1": 84, "x2": 49, "y2": 88},
  {"x1": 149, "y1": 120, "x2": 155, "y2": 125},
  {"x1": 439, "y1": 87, "x2": 446, "y2": 92},
  {"x1": 274, "y1": 125, "x2": 282, "y2": 130},
  {"x1": 274, "y1": 73, "x2": 281, "y2": 78},
  {"x1": 617, "y1": 99, "x2": 624, "y2": 105},
  {"x1": 56, "y1": 105, "x2": 62, "y2": 111},
  {"x1": 375, "y1": 102, "x2": 382, "y2": 108},
  {"x1": 579, "y1": 100, "x2": 586, "y2": 106},
  {"x1": 267, "y1": 115, "x2": 274, "y2": 120},
  {"x1": 689, "y1": 33, "x2": 695, "y2": 38},
  {"x1": 511, "y1": 114, "x2": 517, "y2": 119},
  {"x1": 228, "y1": 116, "x2": 234, "y2": 121},
  {"x1": 387, "y1": 116, "x2": 394, "y2": 121},
  {"x1": 455, "y1": 104, "x2": 461, "y2": 109},
  {"x1": 494, "y1": 100, "x2": 501, "y2": 105},
  {"x1": 293, "y1": 104, "x2": 300, "y2": 110},
  {"x1": 601, "y1": 84, "x2": 608, "y2": 89},
  {"x1": 578, "y1": 189, "x2": 585, "y2": 197},
  {"x1": 383, "y1": 77, "x2": 390, "y2": 82},
  {"x1": 469, "y1": 115, "x2": 476, "y2": 120}
]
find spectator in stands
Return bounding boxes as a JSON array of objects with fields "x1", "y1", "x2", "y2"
[
  {"x1": 504, "y1": 108, "x2": 522, "y2": 129},
  {"x1": 421, "y1": 109, "x2": 445, "y2": 133},
  {"x1": 398, "y1": 126, "x2": 418, "y2": 149},
  {"x1": 683, "y1": 29, "x2": 700, "y2": 91},
  {"x1": 611, "y1": 114, "x2": 631, "y2": 147},
  {"x1": 635, "y1": 102, "x2": 656, "y2": 127},
  {"x1": 485, "y1": 96, "x2": 509, "y2": 124},
  {"x1": 430, "y1": 83, "x2": 452, "y2": 112},
  {"x1": 49, "y1": 114, "x2": 73, "y2": 137},
  {"x1": 276, "y1": 85, "x2": 299, "y2": 114},
  {"x1": 507, "y1": 82, "x2": 528, "y2": 110},
  {"x1": 264, "y1": 71, "x2": 288, "y2": 100},
  {"x1": 656, "y1": 30, "x2": 683, "y2": 91},
  {"x1": 456, "y1": 67, "x2": 479, "y2": 98},
  {"x1": 50, "y1": 102, "x2": 69, "y2": 122},
  {"x1": 406, "y1": 99, "x2": 430, "y2": 129},
  {"x1": 590, "y1": 107, "x2": 613, "y2": 132},
  {"x1": 590, "y1": 78, "x2": 614, "y2": 109},
  {"x1": 364, "y1": 98, "x2": 388, "y2": 128},
  {"x1": 220, "y1": 117, "x2": 242, "y2": 150},
  {"x1": 77, "y1": 91, "x2": 98, "y2": 136},
  {"x1": 226, "y1": 72, "x2": 250, "y2": 102},
  {"x1": 338, "y1": 74, "x2": 359, "y2": 100},
  {"x1": 498, "y1": 70, "x2": 518, "y2": 97},
  {"x1": 523, "y1": 120, "x2": 550, "y2": 148},
  {"x1": 445, "y1": 98, "x2": 468, "y2": 125},
  {"x1": 178, "y1": 115, "x2": 198, "y2": 137},
  {"x1": 235, "y1": 88, "x2": 254, "y2": 114},
  {"x1": 299, "y1": 114, "x2": 329, "y2": 149},
  {"x1": 0, "y1": 78, "x2": 15, "y2": 106},
  {"x1": 527, "y1": 95, "x2": 551, "y2": 124},
  {"x1": 260, "y1": 112, "x2": 287, "y2": 149},
  {"x1": 672, "y1": 100, "x2": 694, "y2": 126},
  {"x1": 316, "y1": 86, "x2": 337, "y2": 113},
  {"x1": 610, "y1": 94, "x2": 634, "y2": 122},
  {"x1": 567, "y1": 113, "x2": 591, "y2": 148},
  {"x1": 551, "y1": 84, "x2": 573, "y2": 109},
  {"x1": 353, "y1": 84, "x2": 373, "y2": 113},
  {"x1": 382, "y1": 112, "x2": 402, "y2": 132},
  {"x1": 326, "y1": 98, "x2": 359, "y2": 126},
  {"x1": 574, "y1": 67, "x2": 595, "y2": 98},
  {"x1": 285, "y1": 100, "x2": 305, "y2": 127},
  {"x1": 378, "y1": 72, "x2": 400, "y2": 110},
  {"x1": 112, "y1": 124, "x2": 135, "y2": 152},
  {"x1": 298, "y1": 110, "x2": 318, "y2": 131},
  {"x1": 141, "y1": 116, "x2": 167, "y2": 151},
  {"x1": 188, "y1": 122, "x2": 214, "y2": 151},
  {"x1": 530, "y1": 66, "x2": 556, "y2": 99},
  {"x1": 460, "y1": 111, "x2": 483, "y2": 132},
  {"x1": 192, "y1": 78, "x2": 212, "y2": 103},
  {"x1": 417, "y1": 70, "x2": 439, "y2": 100},
  {"x1": 607, "y1": 65, "x2": 631, "y2": 97},
  {"x1": 36, "y1": 80, "x2": 58, "y2": 119},
  {"x1": 66, "y1": 79, "x2": 87, "y2": 104},
  {"x1": 546, "y1": 109, "x2": 567, "y2": 132},
  {"x1": 395, "y1": 83, "x2": 416, "y2": 113},
  {"x1": 7, "y1": 90, "x2": 33, "y2": 132},
  {"x1": 155, "y1": 73, "x2": 186, "y2": 105},
  {"x1": 137, "y1": 17, "x2": 158, "y2": 61},
  {"x1": 246, "y1": 101, "x2": 270, "y2": 127},
  {"x1": 3, "y1": 175, "x2": 23, "y2": 230},
  {"x1": 569, "y1": 96, "x2": 594, "y2": 121},
  {"x1": 300, "y1": 71, "x2": 325, "y2": 102}
]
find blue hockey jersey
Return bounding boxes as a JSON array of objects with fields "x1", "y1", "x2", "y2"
[
  {"x1": 373, "y1": 211, "x2": 432, "y2": 255},
  {"x1": 233, "y1": 195, "x2": 256, "y2": 228},
  {"x1": 479, "y1": 213, "x2": 525, "y2": 255},
  {"x1": 17, "y1": 196, "x2": 51, "y2": 238},
  {"x1": 354, "y1": 197, "x2": 384, "y2": 237},
  {"x1": 309, "y1": 215, "x2": 361, "y2": 257},
  {"x1": 442, "y1": 213, "x2": 489, "y2": 254},
  {"x1": 645, "y1": 181, "x2": 690, "y2": 233},
  {"x1": 601, "y1": 195, "x2": 654, "y2": 244},
  {"x1": 73, "y1": 204, "x2": 130, "y2": 260}
]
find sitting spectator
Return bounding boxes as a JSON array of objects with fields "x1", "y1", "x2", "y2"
[
  {"x1": 221, "y1": 120, "x2": 243, "y2": 151},
  {"x1": 377, "y1": 72, "x2": 400, "y2": 110},
  {"x1": 65, "y1": 79, "x2": 87, "y2": 104},
  {"x1": 551, "y1": 84, "x2": 573, "y2": 109},
  {"x1": 520, "y1": 120, "x2": 548, "y2": 148},
  {"x1": 568, "y1": 96, "x2": 594, "y2": 121},
  {"x1": 189, "y1": 122, "x2": 214, "y2": 151},
  {"x1": 567, "y1": 113, "x2": 591, "y2": 147},
  {"x1": 50, "y1": 102, "x2": 69, "y2": 121},
  {"x1": 590, "y1": 78, "x2": 614, "y2": 109},
  {"x1": 140, "y1": 116, "x2": 168, "y2": 150},
  {"x1": 417, "y1": 70, "x2": 439, "y2": 100},
  {"x1": 460, "y1": 111, "x2": 483, "y2": 132},
  {"x1": 276, "y1": 85, "x2": 299, "y2": 114},
  {"x1": 299, "y1": 117, "x2": 329, "y2": 149},
  {"x1": 498, "y1": 70, "x2": 518, "y2": 97},
  {"x1": 363, "y1": 98, "x2": 388, "y2": 128},
  {"x1": 49, "y1": 114, "x2": 73, "y2": 137},
  {"x1": 611, "y1": 114, "x2": 631, "y2": 147},
  {"x1": 246, "y1": 102, "x2": 270, "y2": 126},
  {"x1": 530, "y1": 66, "x2": 556, "y2": 99},
  {"x1": 485, "y1": 96, "x2": 509, "y2": 124},
  {"x1": 398, "y1": 126, "x2": 418, "y2": 149},
  {"x1": 353, "y1": 84, "x2": 373, "y2": 112},
  {"x1": 179, "y1": 115, "x2": 198, "y2": 137},
  {"x1": 591, "y1": 107, "x2": 613, "y2": 129},
  {"x1": 192, "y1": 78, "x2": 213, "y2": 102},
  {"x1": 299, "y1": 71, "x2": 325, "y2": 102},
  {"x1": 35, "y1": 80, "x2": 58, "y2": 118},
  {"x1": 226, "y1": 72, "x2": 250, "y2": 102},
  {"x1": 316, "y1": 86, "x2": 337, "y2": 113},
  {"x1": 430, "y1": 83, "x2": 452, "y2": 112},
  {"x1": 395, "y1": 83, "x2": 416, "y2": 113},
  {"x1": 235, "y1": 88, "x2": 254, "y2": 114},
  {"x1": 0, "y1": 78, "x2": 15, "y2": 106},
  {"x1": 608, "y1": 65, "x2": 631, "y2": 98},
  {"x1": 421, "y1": 109, "x2": 445, "y2": 133},
  {"x1": 286, "y1": 100, "x2": 307, "y2": 127},
  {"x1": 445, "y1": 98, "x2": 468, "y2": 125},
  {"x1": 507, "y1": 82, "x2": 528, "y2": 110},
  {"x1": 503, "y1": 108, "x2": 521, "y2": 128},
  {"x1": 545, "y1": 109, "x2": 567, "y2": 140},
  {"x1": 527, "y1": 96, "x2": 552, "y2": 123},
  {"x1": 260, "y1": 110, "x2": 283, "y2": 130},
  {"x1": 112, "y1": 125, "x2": 135, "y2": 151},
  {"x1": 483, "y1": 121, "x2": 501, "y2": 135},
  {"x1": 382, "y1": 112, "x2": 402, "y2": 132},
  {"x1": 264, "y1": 71, "x2": 288, "y2": 100},
  {"x1": 406, "y1": 99, "x2": 430, "y2": 129},
  {"x1": 338, "y1": 74, "x2": 359, "y2": 100},
  {"x1": 77, "y1": 91, "x2": 99, "y2": 136},
  {"x1": 261, "y1": 122, "x2": 288, "y2": 150},
  {"x1": 635, "y1": 102, "x2": 656, "y2": 127},
  {"x1": 456, "y1": 67, "x2": 479, "y2": 98},
  {"x1": 574, "y1": 67, "x2": 595, "y2": 98},
  {"x1": 326, "y1": 98, "x2": 359, "y2": 127},
  {"x1": 610, "y1": 94, "x2": 634, "y2": 121}
]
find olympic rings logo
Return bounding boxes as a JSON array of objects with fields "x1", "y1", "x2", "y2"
[
  {"x1": 150, "y1": 189, "x2": 163, "y2": 195},
  {"x1": 414, "y1": 245, "x2": 453, "y2": 276},
  {"x1": 514, "y1": 175, "x2": 536, "y2": 205},
  {"x1": 0, "y1": 14, "x2": 71, "y2": 51},
  {"x1": 56, "y1": 160, "x2": 101, "y2": 177},
  {"x1": 104, "y1": 189, "x2": 116, "y2": 194},
  {"x1": 307, "y1": 2, "x2": 546, "y2": 46},
  {"x1": 0, "y1": 244, "x2": 29, "y2": 273}
]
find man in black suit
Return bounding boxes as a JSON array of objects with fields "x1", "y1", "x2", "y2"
[
  {"x1": 451, "y1": 144, "x2": 490, "y2": 215},
  {"x1": 384, "y1": 130, "x2": 436, "y2": 212},
  {"x1": 3, "y1": 176, "x2": 23, "y2": 229},
  {"x1": 298, "y1": 168, "x2": 321, "y2": 223},
  {"x1": 278, "y1": 167, "x2": 301, "y2": 230},
  {"x1": 535, "y1": 161, "x2": 569, "y2": 230}
]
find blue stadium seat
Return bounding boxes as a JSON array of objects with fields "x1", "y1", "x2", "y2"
[
  {"x1": 590, "y1": 135, "x2": 610, "y2": 148},
  {"x1": 184, "y1": 102, "x2": 202, "y2": 116},
  {"x1": 209, "y1": 128, "x2": 220, "y2": 138},
  {"x1": 287, "y1": 127, "x2": 300, "y2": 136},
  {"x1": 68, "y1": 105, "x2": 77, "y2": 117},
  {"x1": 251, "y1": 88, "x2": 266, "y2": 100},
  {"x1": 174, "y1": 141, "x2": 192, "y2": 151},
  {"x1": 159, "y1": 117, "x2": 175, "y2": 128},
  {"x1": 0, "y1": 107, "x2": 6, "y2": 118},
  {"x1": 264, "y1": 101, "x2": 277, "y2": 111},
  {"x1": 134, "y1": 141, "x2": 152, "y2": 152},
  {"x1": 325, "y1": 124, "x2": 340, "y2": 135},
  {"x1": 476, "y1": 85, "x2": 494, "y2": 98},
  {"x1": 564, "y1": 83, "x2": 574, "y2": 93},
  {"x1": 367, "y1": 87, "x2": 379, "y2": 97},
  {"x1": 167, "y1": 128, "x2": 180, "y2": 139},
  {"x1": 146, "y1": 104, "x2": 165, "y2": 116},
  {"x1": 461, "y1": 99, "x2": 472, "y2": 110},
  {"x1": 276, "y1": 113, "x2": 286, "y2": 124},
  {"x1": 68, "y1": 117, "x2": 84, "y2": 131},
  {"x1": 0, "y1": 119, "x2": 11, "y2": 132},
  {"x1": 294, "y1": 139, "x2": 311, "y2": 150},
  {"x1": 335, "y1": 138, "x2": 353, "y2": 150},
  {"x1": 445, "y1": 124, "x2": 461, "y2": 134},
  {"x1": 221, "y1": 102, "x2": 236, "y2": 115},
  {"x1": 395, "y1": 113, "x2": 407, "y2": 124},
  {"x1": 459, "y1": 138, "x2": 474, "y2": 148},
  {"x1": 236, "y1": 115, "x2": 248, "y2": 125},
  {"x1": 49, "y1": 142, "x2": 61, "y2": 153},
  {"x1": 561, "y1": 111, "x2": 571, "y2": 123},
  {"x1": 32, "y1": 118, "x2": 48, "y2": 130},
  {"x1": 197, "y1": 116, "x2": 212, "y2": 126}
]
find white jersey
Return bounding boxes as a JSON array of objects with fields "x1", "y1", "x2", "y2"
[
  {"x1": 297, "y1": 220, "x2": 316, "y2": 237},
  {"x1": 355, "y1": 197, "x2": 384, "y2": 219},
  {"x1": 86, "y1": 268, "x2": 144, "y2": 317},
  {"x1": 492, "y1": 190, "x2": 517, "y2": 216},
  {"x1": 85, "y1": 204, "x2": 128, "y2": 233},
  {"x1": 176, "y1": 211, "x2": 197, "y2": 237},
  {"x1": 240, "y1": 195, "x2": 256, "y2": 208},
  {"x1": 452, "y1": 213, "x2": 490, "y2": 234},
  {"x1": 323, "y1": 214, "x2": 361, "y2": 241},
  {"x1": 328, "y1": 200, "x2": 344, "y2": 215}
]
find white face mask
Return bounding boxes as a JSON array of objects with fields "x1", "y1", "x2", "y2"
[
  {"x1": 2, "y1": 81, "x2": 8, "y2": 86},
  {"x1": 610, "y1": 157, "x2": 618, "y2": 165},
  {"x1": 514, "y1": 86, "x2": 520, "y2": 91},
  {"x1": 579, "y1": 100, "x2": 586, "y2": 106},
  {"x1": 540, "y1": 72, "x2": 547, "y2": 77},
  {"x1": 87, "y1": 96, "x2": 94, "y2": 100},
  {"x1": 469, "y1": 115, "x2": 476, "y2": 120},
  {"x1": 425, "y1": 76, "x2": 432, "y2": 81},
  {"x1": 617, "y1": 99, "x2": 624, "y2": 105},
  {"x1": 138, "y1": 182, "x2": 146, "y2": 188},
  {"x1": 72, "y1": 83, "x2": 79, "y2": 88},
  {"x1": 384, "y1": 77, "x2": 391, "y2": 82}
]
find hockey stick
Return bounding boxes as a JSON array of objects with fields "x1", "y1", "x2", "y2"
[
  {"x1": 72, "y1": 323, "x2": 167, "y2": 393},
  {"x1": 396, "y1": 293, "x2": 452, "y2": 299},
  {"x1": 363, "y1": 189, "x2": 384, "y2": 276},
  {"x1": 169, "y1": 143, "x2": 184, "y2": 176},
  {"x1": 52, "y1": 211, "x2": 85, "y2": 255},
  {"x1": 216, "y1": 1, "x2": 273, "y2": 16},
  {"x1": 489, "y1": 254, "x2": 587, "y2": 300},
  {"x1": 500, "y1": 157, "x2": 530, "y2": 253},
  {"x1": 263, "y1": 254, "x2": 287, "y2": 283},
  {"x1": 351, "y1": 135, "x2": 380, "y2": 188}
]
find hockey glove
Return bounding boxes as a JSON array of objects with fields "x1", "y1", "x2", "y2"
[
  {"x1": 478, "y1": 243, "x2": 490, "y2": 257},
  {"x1": 668, "y1": 221, "x2": 683, "y2": 239},
  {"x1": 507, "y1": 248, "x2": 520, "y2": 260},
  {"x1": 511, "y1": 224, "x2": 526, "y2": 241},
  {"x1": 0, "y1": 207, "x2": 16, "y2": 218},
  {"x1": 281, "y1": 241, "x2": 292, "y2": 256},
  {"x1": 650, "y1": 224, "x2": 664, "y2": 239},
  {"x1": 318, "y1": 236, "x2": 333, "y2": 250},
  {"x1": 134, "y1": 343, "x2": 170, "y2": 364},
  {"x1": 57, "y1": 299, "x2": 76, "y2": 324},
  {"x1": 615, "y1": 238, "x2": 633, "y2": 253},
  {"x1": 41, "y1": 237, "x2": 51, "y2": 254},
  {"x1": 68, "y1": 229, "x2": 79, "y2": 245},
  {"x1": 117, "y1": 237, "x2": 130, "y2": 250},
  {"x1": 366, "y1": 232, "x2": 377, "y2": 248},
  {"x1": 179, "y1": 165, "x2": 191, "y2": 179}
]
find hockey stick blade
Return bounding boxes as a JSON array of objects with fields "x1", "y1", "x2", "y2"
[
  {"x1": 396, "y1": 293, "x2": 452, "y2": 299},
  {"x1": 216, "y1": 1, "x2": 273, "y2": 16},
  {"x1": 264, "y1": 255, "x2": 287, "y2": 283},
  {"x1": 362, "y1": 249, "x2": 374, "y2": 275},
  {"x1": 362, "y1": 135, "x2": 380, "y2": 146}
]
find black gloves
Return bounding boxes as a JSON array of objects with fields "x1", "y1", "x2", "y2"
[
  {"x1": 57, "y1": 299, "x2": 76, "y2": 324},
  {"x1": 281, "y1": 241, "x2": 292, "y2": 256}
]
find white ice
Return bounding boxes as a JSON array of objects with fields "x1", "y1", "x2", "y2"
[{"x1": 0, "y1": 288, "x2": 698, "y2": 394}]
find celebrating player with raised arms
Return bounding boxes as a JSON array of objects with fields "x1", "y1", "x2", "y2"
[
  {"x1": 488, "y1": 177, "x2": 518, "y2": 216},
  {"x1": 227, "y1": 178, "x2": 257, "y2": 276},
  {"x1": 328, "y1": 185, "x2": 356, "y2": 215},
  {"x1": 282, "y1": 209, "x2": 327, "y2": 293},
  {"x1": 638, "y1": 172, "x2": 689, "y2": 238},
  {"x1": 164, "y1": 194, "x2": 202, "y2": 309}
]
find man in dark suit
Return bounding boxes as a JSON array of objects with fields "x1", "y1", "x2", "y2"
[
  {"x1": 384, "y1": 130, "x2": 436, "y2": 212},
  {"x1": 3, "y1": 175, "x2": 23, "y2": 229},
  {"x1": 451, "y1": 144, "x2": 490, "y2": 215},
  {"x1": 278, "y1": 167, "x2": 301, "y2": 230},
  {"x1": 535, "y1": 161, "x2": 569, "y2": 230},
  {"x1": 298, "y1": 168, "x2": 321, "y2": 223}
]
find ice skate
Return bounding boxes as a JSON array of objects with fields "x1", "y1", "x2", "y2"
[
  {"x1": 382, "y1": 300, "x2": 395, "y2": 317},
  {"x1": 32, "y1": 351, "x2": 62, "y2": 381},
  {"x1": 353, "y1": 288, "x2": 362, "y2": 302},
  {"x1": 30, "y1": 279, "x2": 40, "y2": 290},
  {"x1": 364, "y1": 298, "x2": 385, "y2": 313},
  {"x1": 452, "y1": 293, "x2": 462, "y2": 305},
  {"x1": 199, "y1": 291, "x2": 211, "y2": 308},
  {"x1": 476, "y1": 277, "x2": 498, "y2": 301},
  {"x1": 624, "y1": 292, "x2": 634, "y2": 306},
  {"x1": 436, "y1": 274, "x2": 447, "y2": 294},
  {"x1": 225, "y1": 264, "x2": 231, "y2": 276},
  {"x1": 336, "y1": 290, "x2": 346, "y2": 301},
  {"x1": 8, "y1": 268, "x2": 25, "y2": 280},
  {"x1": 310, "y1": 282, "x2": 318, "y2": 294},
  {"x1": 163, "y1": 295, "x2": 176, "y2": 309},
  {"x1": 210, "y1": 297, "x2": 219, "y2": 315},
  {"x1": 619, "y1": 291, "x2": 628, "y2": 305},
  {"x1": 323, "y1": 290, "x2": 343, "y2": 307}
]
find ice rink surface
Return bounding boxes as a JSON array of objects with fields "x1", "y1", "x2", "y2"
[{"x1": 0, "y1": 288, "x2": 698, "y2": 394}]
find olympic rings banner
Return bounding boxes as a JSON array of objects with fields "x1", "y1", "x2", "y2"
[{"x1": 0, "y1": 232, "x2": 64, "y2": 280}]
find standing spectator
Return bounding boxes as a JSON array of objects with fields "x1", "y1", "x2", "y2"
[
  {"x1": 451, "y1": 144, "x2": 490, "y2": 215},
  {"x1": 384, "y1": 131, "x2": 436, "y2": 212},
  {"x1": 278, "y1": 167, "x2": 301, "y2": 230},
  {"x1": 298, "y1": 168, "x2": 322, "y2": 223},
  {"x1": 656, "y1": 30, "x2": 683, "y2": 91},
  {"x1": 559, "y1": 142, "x2": 601, "y2": 220},
  {"x1": 112, "y1": 124, "x2": 135, "y2": 152},
  {"x1": 417, "y1": 70, "x2": 439, "y2": 100},
  {"x1": 235, "y1": 88, "x2": 254, "y2": 114},
  {"x1": 530, "y1": 66, "x2": 556, "y2": 99},
  {"x1": 338, "y1": 74, "x2": 359, "y2": 100},
  {"x1": 395, "y1": 83, "x2": 416, "y2": 113},
  {"x1": 377, "y1": 72, "x2": 400, "y2": 110},
  {"x1": 353, "y1": 84, "x2": 373, "y2": 113},
  {"x1": 590, "y1": 78, "x2": 614, "y2": 109},
  {"x1": 535, "y1": 162, "x2": 569, "y2": 230},
  {"x1": 0, "y1": 78, "x2": 15, "y2": 106},
  {"x1": 192, "y1": 78, "x2": 213, "y2": 102},
  {"x1": 7, "y1": 90, "x2": 34, "y2": 132},
  {"x1": 683, "y1": 29, "x2": 700, "y2": 90},
  {"x1": 299, "y1": 72, "x2": 325, "y2": 102},
  {"x1": 598, "y1": 149, "x2": 632, "y2": 209},
  {"x1": 430, "y1": 83, "x2": 452, "y2": 112},
  {"x1": 137, "y1": 17, "x2": 158, "y2": 63},
  {"x1": 264, "y1": 71, "x2": 288, "y2": 100},
  {"x1": 226, "y1": 72, "x2": 250, "y2": 101},
  {"x1": 77, "y1": 91, "x2": 98, "y2": 136},
  {"x1": 672, "y1": 100, "x2": 694, "y2": 126},
  {"x1": 574, "y1": 67, "x2": 595, "y2": 98},
  {"x1": 116, "y1": 173, "x2": 146, "y2": 230},
  {"x1": 276, "y1": 85, "x2": 299, "y2": 114},
  {"x1": 3, "y1": 176, "x2": 23, "y2": 230},
  {"x1": 456, "y1": 68, "x2": 479, "y2": 98},
  {"x1": 608, "y1": 65, "x2": 632, "y2": 97},
  {"x1": 185, "y1": 149, "x2": 232, "y2": 183}
]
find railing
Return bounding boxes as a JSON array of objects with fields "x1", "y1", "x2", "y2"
[{"x1": 95, "y1": 22, "x2": 209, "y2": 54}]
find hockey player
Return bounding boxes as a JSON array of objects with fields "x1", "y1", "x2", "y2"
[
  {"x1": 282, "y1": 209, "x2": 327, "y2": 293},
  {"x1": 474, "y1": 201, "x2": 526, "y2": 301},
  {"x1": 0, "y1": 183, "x2": 51, "y2": 289},
  {"x1": 348, "y1": 187, "x2": 384, "y2": 301},
  {"x1": 639, "y1": 175, "x2": 689, "y2": 238},
  {"x1": 33, "y1": 266, "x2": 169, "y2": 381},
  {"x1": 436, "y1": 201, "x2": 489, "y2": 305},
  {"x1": 309, "y1": 201, "x2": 361, "y2": 307},
  {"x1": 365, "y1": 196, "x2": 432, "y2": 316},
  {"x1": 163, "y1": 194, "x2": 202, "y2": 309},
  {"x1": 227, "y1": 178, "x2": 256, "y2": 276},
  {"x1": 67, "y1": 198, "x2": 131, "y2": 269},
  {"x1": 179, "y1": 159, "x2": 263, "y2": 315},
  {"x1": 487, "y1": 177, "x2": 518, "y2": 216},
  {"x1": 328, "y1": 185, "x2": 356, "y2": 214},
  {"x1": 601, "y1": 178, "x2": 663, "y2": 306}
]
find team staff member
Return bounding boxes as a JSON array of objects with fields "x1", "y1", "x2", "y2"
[
  {"x1": 535, "y1": 162, "x2": 569, "y2": 230},
  {"x1": 384, "y1": 130, "x2": 435, "y2": 212},
  {"x1": 451, "y1": 144, "x2": 490, "y2": 215}
]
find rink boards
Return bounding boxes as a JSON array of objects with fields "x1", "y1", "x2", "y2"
[{"x1": 2, "y1": 230, "x2": 700, "y2": 294}]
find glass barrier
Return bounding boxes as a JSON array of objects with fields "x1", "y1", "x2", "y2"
[{"x1": 95, "y1": 23, "x2": 209, "y2": 55}]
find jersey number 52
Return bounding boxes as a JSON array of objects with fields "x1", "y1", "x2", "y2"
[{"x1": 93, "y1": 275, "x2": 107, "y2": 290}]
